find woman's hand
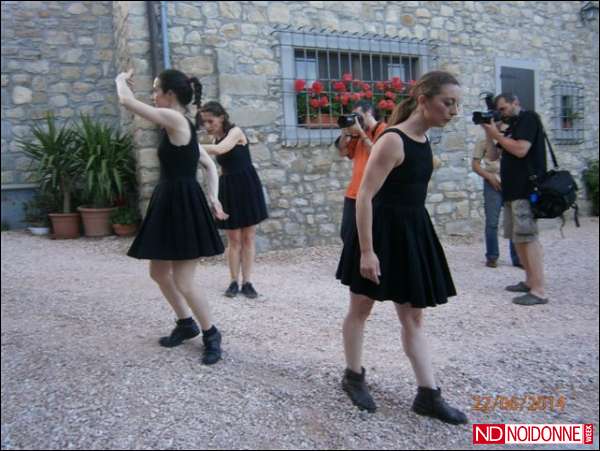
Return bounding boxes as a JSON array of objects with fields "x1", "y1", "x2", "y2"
[
  {"x1": 210, "y1": 199, "x2": 229, "y2": 221},
  {"x1": 360, "y1": 250, "x2": 381, "y2": 285},
  {"x1": 115, "y1": 69, "x2": 134, "y2": 88}
]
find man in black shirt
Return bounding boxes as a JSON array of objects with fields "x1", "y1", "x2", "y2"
[{"x1": 481, "y1": 93, "x2": 548, "y2": 306}]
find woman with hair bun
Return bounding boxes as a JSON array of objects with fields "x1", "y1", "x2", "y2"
[{"x1": 115, "y1": 68, "x2": 227, "y2": 365}]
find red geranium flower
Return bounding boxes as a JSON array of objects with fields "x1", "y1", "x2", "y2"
[
  {"x1": 342, "y1": 73, "x2": 353, "y2": 82},
  {"x1": 364, "y1": 90, "x2": 373, "y2": 99},
  {"x1": 362, "y1": 83, "x2": 371, "y2": 91},
  {"x1": 341, "y1": 93, "x2": 351, "y2": 106},
  {"x1": 378, "y1": 99, "x2": 388, "y2": 110},
  {"x1": 386, "y1": 100, "x2": 396, "y2": 111},
  {"x1": 319, "y1": 96, "x2": 329, "y2": 107},
  {"x1": 312, "y1": 81, "x2": 324, "y2": 94},
  {"x1": 391, "y1": 77, "x2": 403, "y2": 91},
  {"x1": 333, "y1": 81, "x2": 346, "y2": 92},
  {"x1": 294, "y1": 79, "x2": 306, "y2": 92},
  {"x1": 385, "y1": 91, "x2": 397, "y2": 100},
  {"x1": 351, "y1": 92, "x2": 362, "y2": 102},
  {"x1": 310, "y1": 98, "x2": 321, "y2": 109},
  {"x1": 375, "y1": 81, "x2": 386, "y2": 91}
]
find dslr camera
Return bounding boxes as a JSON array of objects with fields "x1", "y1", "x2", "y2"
[
  {"x1": 337, "y1": 113, "x2": 365, "y2": 129},
  {"x1": 472, "y1": 92, "x2": 501, "y2": 125}
]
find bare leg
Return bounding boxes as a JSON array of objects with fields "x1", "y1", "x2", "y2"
[
  {"x1": 522, "y1": 241, "x2": 545, "y2": 298},
  {"x1": 225, "y1": 229, "x2": 242, "y2": 284},
  {"x1": 514, "y1": 242, "x2": 532, "y2": 287},
  {"x1": 241, "y1": 225, "x2": 257, "y2": 284},
  {"x1": 343, "y1": 292, "x2": 375, "y2": 374},
  {"x1": 171, "y1": 260, "x2": 213, "y2": 331},
  {"x1": 395, "y1": 303, "x2": 436, "y2": 389},
  {"x1": 149, "y1": 260, "x2": 192, "y2": 320}
]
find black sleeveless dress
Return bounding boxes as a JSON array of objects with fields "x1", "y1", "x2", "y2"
[
  {"x1": 336, "y1": 128, "x2": 457, "y2": 308},
  {"x1": 127, "y1": 118, "x2": 225, "y2": 260},
  {"x1": 215, "y1": 131, "x2": 268, "y2": 230}
]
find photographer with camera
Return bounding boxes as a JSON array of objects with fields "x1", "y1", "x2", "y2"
[
  {"x1": 335, "y1": 101, "x2": 387, "y2": 243},
  {"x1": 471, "y1": 119, "x2": 521, "y2": 269},
  {"x1": 480, "y1": 93, "x2": 548, "y2": 306}
]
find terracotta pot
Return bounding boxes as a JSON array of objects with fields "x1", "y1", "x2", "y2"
[
  {"x1": 48, "y1": 213, "x2": 81, "y2": 239},
  {"x1": 300, "y1": 115, "x2": 339, "y2": 128},
  {"x1": 78, "y1": 206, "x2": 115, "y2": 237},
  {"x1": 112, "y1": 223, "x2": 138, "y2": 237}
]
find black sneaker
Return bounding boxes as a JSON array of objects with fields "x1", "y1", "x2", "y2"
[
  {"x1": 224, "y1": 281, "x2": 239, "y2": 298},
  {"x1": 202, "y1": 327, "x2": 222, "y2": 365},
  {"x1": 159, "y1": 318, "x2": 200, "y2": 348},
  {"x1": 241, "y1": 282, "x2": 258, "y2": 299}
]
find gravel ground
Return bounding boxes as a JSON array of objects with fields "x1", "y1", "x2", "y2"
[{"x1": 1, "y1": 218, "x2": 599, "y2": 450}]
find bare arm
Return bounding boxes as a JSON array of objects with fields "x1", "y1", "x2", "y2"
[
  {"x1": 198, "y1": 144, "x2": 220, "y2": 203},
  {"x1": 482, "y1": 123, "x2": 531, "y2": 158},
  {"x1": 203, "y1": 127, "x2": 245, "y2": 156},
  {"x1": 356, "y1": 132, "x2": 404, "y2": 284},
  {"x1": 115, "y1": 70, "x2": 184, "y2": 132},
  {"x1": 197, "y1": 144, "x2": 228, "y2": 220}
]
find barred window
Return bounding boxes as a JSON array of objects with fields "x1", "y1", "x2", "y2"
[
  {"x1": 552, "y1": 82, "x2": 584, "y2": 144},
  {"x1": 275, "y1": 28, "x2": 436, "y2": 146}
]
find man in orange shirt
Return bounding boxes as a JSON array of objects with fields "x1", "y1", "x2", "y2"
[{"x1": 335, "y1": 101, "x2": 387, "y2": 243}]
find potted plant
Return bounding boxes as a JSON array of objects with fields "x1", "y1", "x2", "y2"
[
  {"x1": 22, "y1": 190, "x2": 59, "y2": 236},
  {"x1": 562, "y1": 110, "x2": 581, "y2": 130},
  {"x1": 110, "y1": 206, "x2": 140, "y2": 237},
  {"x1": 74, "y1": 115, "x2": 136, "y2": 237},
  {"x1": 16, "y1": 113, "x2": 81, "y2": 239}
]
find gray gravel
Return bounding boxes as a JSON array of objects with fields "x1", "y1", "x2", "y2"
[{"x1": 1, "y1": 218, "x2": 599, "y2": 450}]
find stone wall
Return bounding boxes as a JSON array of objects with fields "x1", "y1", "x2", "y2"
[
  {"x1": 2, "y1": 1, "x2": 599, "y2": 250},
  {"x1": 1, "y1": 1, "x2": 119, "y2": 226}
]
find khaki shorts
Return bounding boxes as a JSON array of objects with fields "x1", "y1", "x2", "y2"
[{"x1": 504, "y1": 199, "x2": 539, "y2": 244}]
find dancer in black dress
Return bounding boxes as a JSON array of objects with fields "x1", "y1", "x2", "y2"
[
  {"x1": 116, "y1": 68, "x2": 227, "y2": 365},
  {"x1": 200, "y1": 102, "x2": 268, "y2": 300},
  {"x1": 336, "y1": 71, "x2": 468, "y2": 424}
]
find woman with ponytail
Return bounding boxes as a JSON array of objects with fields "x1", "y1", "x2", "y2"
[
  {"x1": 115, "y1": 68, "x2": 227, "y2": 365},
  {"x1": 335, "y1": 71, "x2": 468, "y2": 425},
  {"x1": 199, "y1": 102, "x2": 268, "y2": 300}
]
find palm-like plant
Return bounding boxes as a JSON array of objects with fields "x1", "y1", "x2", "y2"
[
  {"x1": 16, "y1": 113, "x2": 79, "y2": 213},
  {"x1": 74, "y1": 115, "x2": 136, "y2": 208}
]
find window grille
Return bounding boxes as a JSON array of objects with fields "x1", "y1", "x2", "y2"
[
  {"x1": 551, "y1": 82, "x2": 584, "y2": 144},
  {"x1": 273, "y1": 27, "x2": 439, "y2": 146}
]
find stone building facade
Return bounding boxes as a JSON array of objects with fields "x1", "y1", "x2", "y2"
[{"x1": 2, "y1": 1, "x2": 599, "y2": 251}]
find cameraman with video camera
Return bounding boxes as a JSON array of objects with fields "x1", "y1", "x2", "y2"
[
  {"x1": 479, "y1": 93, "x2": 548, "y2": 306},
  {"x1": 335, "y1": 101, "x2": 387, "y2": 243}
]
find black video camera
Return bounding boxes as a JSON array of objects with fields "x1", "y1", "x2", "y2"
[
  {"x1": 472, "y1": 92, "x2": 502, "y2": 125},
  {"x1": 337, "y1": 113, "x2": 365, "y2": 129}
]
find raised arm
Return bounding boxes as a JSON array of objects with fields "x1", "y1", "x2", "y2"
[
  {"x1": 203, "y1": 127, "x2": 245, "y2": 156},
  {"x1": 115, "y1": 70, "x2": 184, "y2": 131}
]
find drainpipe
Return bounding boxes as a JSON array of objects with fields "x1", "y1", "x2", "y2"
[
  {"x1": 146, "y1": 1, "x2": 160, "y2": 78},
  {"x1": 160, "y1": 1, "x2": 171, "y2": 69}
]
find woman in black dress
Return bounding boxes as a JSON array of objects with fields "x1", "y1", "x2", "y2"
[
  {"x1": 116, "y1": 69, "x2": 227, "y2": 365},
  {"x1": 336, "y1": 71, "x2": 468, "y2": 424},
  {"x1": 200, "y1": 102, "x2": 268, "y2": 300}
]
